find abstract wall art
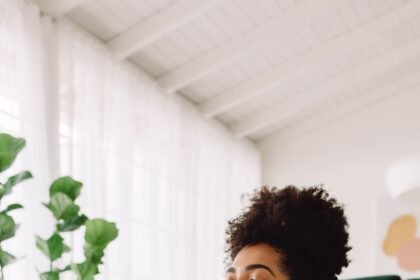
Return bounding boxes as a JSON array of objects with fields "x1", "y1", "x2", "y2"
[{"x1": 375, "y1": 197, "x2": 420, "y2": 278}]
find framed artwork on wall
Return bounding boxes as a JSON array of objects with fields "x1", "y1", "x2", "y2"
[{"x1": 374, "y1": 196, "x2": 420, "y2": 279}]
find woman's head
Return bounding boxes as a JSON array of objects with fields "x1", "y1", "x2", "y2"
[{"x1": 225, "y1": 186, "x2": 351, "y2": 280}]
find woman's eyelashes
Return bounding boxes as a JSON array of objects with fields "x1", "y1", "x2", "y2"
[{"x1": 225, "y1": 271, "x2": 268, "y2": 280}]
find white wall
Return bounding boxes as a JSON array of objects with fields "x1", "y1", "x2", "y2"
[{"x1": 260, "y1": 91, "x2": 420, "y2": 278}]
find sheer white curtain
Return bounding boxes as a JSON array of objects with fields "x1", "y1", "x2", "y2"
[
  {"x1": 0, "y1": 1, "x2": 261, "y2": 278},
  {"x1": 0, "y1": 0, "x2": 57, "y2": 278},
  {"x1": 57, "y1": 21, "x2": 261, "y2": 280}
]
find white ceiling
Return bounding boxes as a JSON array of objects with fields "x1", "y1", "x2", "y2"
[{"x1": 37, "y1": 0, "x2": 420, "y2": 143}]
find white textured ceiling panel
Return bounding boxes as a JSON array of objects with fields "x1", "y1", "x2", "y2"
[
  {"x1": 254, "y1": 53, "x2": 420, "y2": 143},
  {"x1": 68, "y1": 0, "x2": 175, "y2": 41},
  {"x1": 41, "y1": 0, "x2": 420, "y2": 142}
]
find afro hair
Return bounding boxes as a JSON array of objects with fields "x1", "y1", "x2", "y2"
[{"x1": 225, "y1": 185, "x2": 351, "y2": 280}]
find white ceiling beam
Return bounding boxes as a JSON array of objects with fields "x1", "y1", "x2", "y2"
[
  {"x1": 157, "y1": 0, "x2": 344, "y2": 93},
  {"x1": 107, "y1": 0, "x2": 222, "y2": 59},
  {"x1": 37, "y1": 0, "x2": 86, "y2": 17},
  {"x1": 257, "y1": 76, "x2": 420, "y2": 151},
  {"x1": 199, "y1": 0, "x2": 420, "y2": 118},
  {"x1": 230, "y1": 37, "x2": 420, "y2": 138}
]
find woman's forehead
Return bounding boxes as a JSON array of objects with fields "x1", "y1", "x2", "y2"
[
  {"x1": 229, "y1": 244, "x2": 289, "y2": 280},
  {"x1": 233, "y1": 244, "x2": 280, "y2": 267}
]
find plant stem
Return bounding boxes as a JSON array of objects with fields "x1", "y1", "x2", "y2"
[
  {"x1": 0, "y1": 198, "x2": 3, "y2": 279},
  {"x1": 0, "y1": 243, "x2": 4, "y2": 280}
]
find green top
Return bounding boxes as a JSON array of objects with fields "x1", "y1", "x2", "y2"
[{"x1": 349, "y1": 276, "x2": 401, "y2": 280}]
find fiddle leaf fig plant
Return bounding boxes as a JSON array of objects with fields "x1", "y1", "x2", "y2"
[
  {"x1": 0, "y1": 133, "x2": 33, "y2": 279},
  {"x1": 38, "y1": 176, "x2": 118, "y2": 280},
  {"x1": 37, "y1": 176, "x2": 87, "y2": 278},
  {"x1": 72, "y1": 218, "x2": 118, "y2": 280}
]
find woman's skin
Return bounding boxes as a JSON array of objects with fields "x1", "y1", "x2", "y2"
[{"x1": 226, "y1": 243, "x2": 289, "y2": 280}]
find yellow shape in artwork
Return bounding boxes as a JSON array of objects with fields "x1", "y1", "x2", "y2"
[{"x1": 382, "y1": 214, "x2": 417, "y2": 256}]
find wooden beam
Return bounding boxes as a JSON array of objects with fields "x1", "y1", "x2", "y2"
[
  {"x1": 157, "y1": 0, "x2": 343, "y2": 93},
  {"x1": 199, "y1": 0, "x2": 420, "y2": 118},
  {"x1": 38, "y1": 0, "x2": 86, "y2": 17},
  {"x1": 230, "y1": 37, "x2": 420, "y2": 138},
  {"x1": 107, "y1": 0, "x2": 222, "y2": 59}
]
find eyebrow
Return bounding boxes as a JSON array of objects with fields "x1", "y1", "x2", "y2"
[{"x1": 226, "y1": 264, "x2": 276, "y2": 277}]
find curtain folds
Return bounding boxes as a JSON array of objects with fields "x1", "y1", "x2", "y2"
[
  {"x1": 0, "y1": 0, "x2": 57, "y2": 278},
  {"x1": 0, "y1": 1, "x2": 261, "y2": 279}
]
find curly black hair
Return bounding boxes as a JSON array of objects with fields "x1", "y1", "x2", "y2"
[{"x1": 225, "y1": 185, "x2": 351, "y2": 280}]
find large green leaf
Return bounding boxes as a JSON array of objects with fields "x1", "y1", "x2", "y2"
[
  {"x1": 0, "y1": 171, "x2": 32, "y2": 199},
  {"x1": 1, "y1": 171, "x2": 33, "y2": 197},
  {"x1": 83, "y1": 219, "x2": 118, "y2": 265},
  {"x1": 40, "y1": 271, "x2": 60, "y2": 280},
  {"x1": 44, "y1": 193, "x2": 80, "y2": 220},
  {"x1": 0, "y1": 248, "x2": 16, "y2": 267},
  {"x1": 57, "y1": 214, "x2": 88, "y2": 232},
  {"x1": 85, "y1": 219, "x2": 118, "y2": 248},
  {"x1": 0, "y1": 133, "x2": 25, "y2": 172},
  {"x1": 50, "y1": 177, "x2": 82, "y2": 201},
  {"x1": 0, "y1": 213, "x2": 17, "y2": 241},
  {"x1": 36, "y1": 233, "x2": 70, "y2": 261},
  {"x1": 72, "y1": 261, "x2": 97, "y2": 280},
  {"x1": 1, "y1": 203, "x2": 23, "y2": 214}
]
